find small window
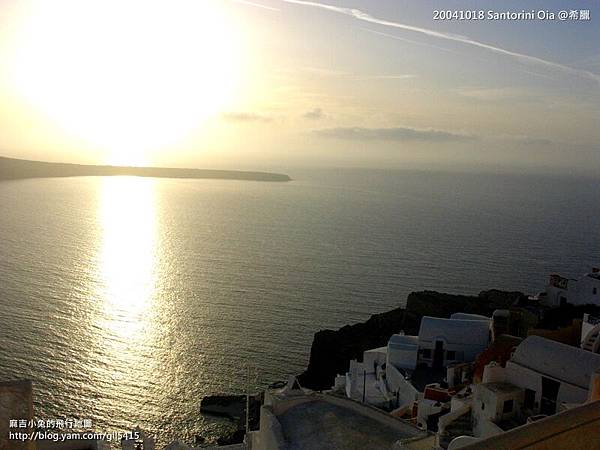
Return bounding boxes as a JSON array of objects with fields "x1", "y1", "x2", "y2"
[
  {"x1": 422, "y1": 349, "x2": 431, "y2": 358},
  {"x1": 503, "y1": 399, "x2": 514, "y2": 414},
  {"x1": 594, "y1": 287, "x2": 598, "y2": 295},
  {"x1": 481, "y1": 402, "x2": 485, "y2": 411},
  {"x1": 446, "y1": 350, "x2": 456, "y2": 360}
]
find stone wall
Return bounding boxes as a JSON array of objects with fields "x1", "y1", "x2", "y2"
[{"x1": 0, "y1": 380, "x2": 34, "y2": 450}]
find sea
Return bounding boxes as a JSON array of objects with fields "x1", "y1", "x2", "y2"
[{"x1": 1, "y1": 168, "x2": 599, "y2": 445}]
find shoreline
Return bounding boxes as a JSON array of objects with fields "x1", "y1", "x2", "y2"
[
  {"x1": 203, "y1": 287, "x2": 600, "y2": 445},
  {"x1": 200, "y1": 289, "x2": 525, "y2": 444}
]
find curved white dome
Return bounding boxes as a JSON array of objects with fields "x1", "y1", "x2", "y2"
[{"x1": 512, "y1": 336, "x2": 600, "y2": 389}]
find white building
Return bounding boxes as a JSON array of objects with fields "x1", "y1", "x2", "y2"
[
  {"x1": 438, "y1": 336, "x2": 600, "y2": 444},
  {"x1": 336, "y1": 314, "x2": 491, "y2": 411},
  {"x1": 249, "y1": 376, "x2": 427, "y2": 450},
  {"x1": 387, "y1": 335, "x2": 419, "y2": 371},
  {"x1": 581, "y1": 313, "x2": 600, "y2": 353},
  {"x1": 414, "y1": 315, "x2": 490, "y2": 369},
  {"x1": 471, "y1": 381, "x2": 524, "y2": 438},
  {"x1": 484, "y1": 336, "x2": 600, "y2": 414},
  {"x1": 448, "y1": 399, "x2": 600, "y2": 450},
  {"x1": 543, "y1": 269, "x2": 600, "y2": 307},
  {"x1": 384, "y1": 314, "x2": 491, "y2": 373},
  {"x1": 343, "y1": 347, "x2": 390, "y2": 408}
]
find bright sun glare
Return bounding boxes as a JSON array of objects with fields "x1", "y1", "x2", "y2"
[{"x1": 9, "y1": 0, "x2": 240, "y2": 166}]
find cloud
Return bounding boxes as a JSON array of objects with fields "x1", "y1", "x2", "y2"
[
  {"x1": 495, "y1": 135, "x2": 554, "y2": 146},
  {"x1": 360, "y1": 27, "x2": 459, "y2": 55},
  {"x1": 280, "y1": 0, "x2": 600, "y2": 85},
  {"x1": 457, "y1": 87, "x2": 541, "y2": 102},
  {"x1": 301, "y1": 66, "x2": 350, "y2": 77},
  {"x1": 513, "y1": 137, "x2": 554, "y2": 146},
  {"x1": 301, "y1": 65, "x2": 415, "y2": 81},
  {"x1": 314, "y1": 126, "x2": 555, "y2": 147},
  {"x1": 314, "y1": 126, "x2": 476, "y2": 142},
  {"x1": 303, "y1": 108, "x2": 323, "y2": 119},
  {"x1": 222, "y1": 112, "x2": 273, "y2": 122},
  {"x1": 369, "y1": 74, "x2": 416, "y2": 80},
  {"x1": 232, "y1": 0, "x2": 280, "y2": 12}
]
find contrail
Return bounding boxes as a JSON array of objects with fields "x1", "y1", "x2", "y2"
[
  {"x1": 281, "y1": 0, "x2": 600, "y2": 84},
  {"x1": 233, "y1": 0, "x2": 280, "y2": 12},
  {"x1": 360, "y1": 27, "x2": 461, "y2": 55}
]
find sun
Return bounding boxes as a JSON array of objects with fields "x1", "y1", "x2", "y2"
[{"x1": 8, "y1": 0, "x2": 241, "y2": 166}]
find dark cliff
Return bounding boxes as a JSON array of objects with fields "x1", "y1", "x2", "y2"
[
  {"x1": 297, "y1": 289, "x2": 523, "y2": 390},
  {"x1": 405, "y1": 289, "x2": 524, "y2": 318}
]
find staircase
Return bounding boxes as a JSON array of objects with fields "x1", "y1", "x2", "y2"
[
  {"x1": 438, "y1": 411, "x2": 473, "y2": 449},
  {"x1": 582, "y1": 324, "x2": 600, "y2": 353}
]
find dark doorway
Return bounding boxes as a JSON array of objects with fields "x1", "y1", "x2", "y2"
[
  {"x1": 540, "y1": 377, "x2": 560, "y2": 415},
  {"x1": 524, "y1": 388, "x2": 536, "y2": 410},
  {"x1": 433, "y1": 341, "x2": 444, "y2": 368}
]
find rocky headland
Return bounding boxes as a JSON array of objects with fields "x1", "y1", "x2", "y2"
[
  {"x1": 297, "y1": 289, "x2": 524, "y2": 390},
  {"x1": 0, "y1": 156, "x2": 291, "y2": 182}
]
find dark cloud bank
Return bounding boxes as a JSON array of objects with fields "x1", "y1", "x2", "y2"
[{"x1": 314, "y1": 126, "x2": 476, "y2": 142}]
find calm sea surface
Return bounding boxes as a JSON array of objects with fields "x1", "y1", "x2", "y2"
[{"x1": 1, "y1": 168, "x2": 599, "y2": 444}]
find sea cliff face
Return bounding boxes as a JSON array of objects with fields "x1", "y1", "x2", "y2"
[{"x1": 297, "y1": 290, "x2": 523, "y2": 390}]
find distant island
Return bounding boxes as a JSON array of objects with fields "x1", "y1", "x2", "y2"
[{"x1": 0, "y1": 156, "x2": 291, "y2": 182}]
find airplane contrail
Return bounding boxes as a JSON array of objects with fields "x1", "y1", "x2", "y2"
[
  {"x1": 281, "y1": 0, "x2": 600, "y2": 84},
  {"x1": 233, "y1": 0, "x2": 280, "y2": 12}
]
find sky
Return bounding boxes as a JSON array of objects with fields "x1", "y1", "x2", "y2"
[{"x1": 0, "y1": 0, "x2": 599, "y2": 174}]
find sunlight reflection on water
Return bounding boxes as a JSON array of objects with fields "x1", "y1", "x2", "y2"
[
  {"x1": 98, "y1": 177, "x2": 157, "y2": 340},
  {"x1": 93, "y1": 177, "x2": 161, "y2": 428}
]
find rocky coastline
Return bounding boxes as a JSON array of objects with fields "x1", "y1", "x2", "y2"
[
  {"x1": 201, "y1": 289, "x2": 526, "y2": 443},
  {"x1": 297, "y1": 289, "x2": 524, "y2": 390},
  {"x1": 200, "y1": 287, "x2": 600, "y2": 445}
]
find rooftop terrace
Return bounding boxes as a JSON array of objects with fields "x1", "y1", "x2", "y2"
[{"x1": 276, "y1": 396, "x2": 423, "y2": 450}]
